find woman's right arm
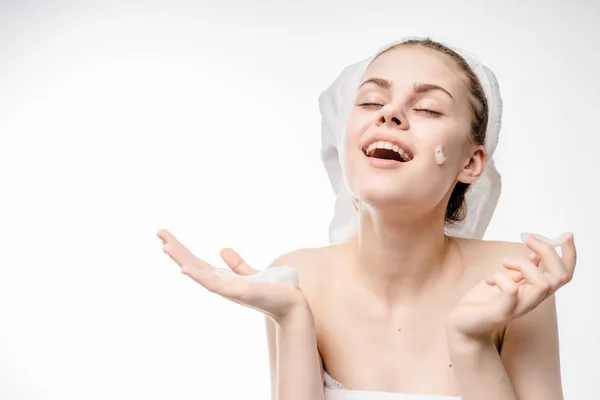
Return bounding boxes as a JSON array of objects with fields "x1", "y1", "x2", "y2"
[
  {"x1": 266, "y1": 253, "x2": 325, "y2": 400},
  {"x1": 266, "y1": 310, "x2": 324, "y2": 400},
  {"x1": 156, "y1": 229, "x2": 325, "y2": 400}
]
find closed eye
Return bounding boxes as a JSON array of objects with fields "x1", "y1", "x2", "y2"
[
  {"x1": 358, "y1": 102, "x2": 384, "y2": 109},
  {"x1": 414, "y1": 108, "x2": 442, "y2": 116}
]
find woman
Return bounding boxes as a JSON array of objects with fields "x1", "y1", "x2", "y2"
[{"x1": 157, "y1": 37, "x2": 577, "y2": 400}]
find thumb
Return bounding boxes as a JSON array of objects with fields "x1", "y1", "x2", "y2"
[{"x1": 220, "y1": 248, "x2": 257, "y2": 276}]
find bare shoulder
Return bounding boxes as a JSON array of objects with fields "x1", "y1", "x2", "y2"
[
  {"x1": 456, "y1": 237, "x2": 532, "y2": 278},
  {"x1": 268, "y1": 243, "x2": 347, "y2": 299},
  {"x1": 478, "y1": 239, "x2": 531, "y2": 258}
]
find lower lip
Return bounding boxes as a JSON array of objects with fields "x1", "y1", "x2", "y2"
[{"x1": 365, "y1": 155, "x2": 406, "y2": 169}]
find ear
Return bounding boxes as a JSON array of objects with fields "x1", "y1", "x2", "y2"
[{"x1": 457, "y1": 145, "x2": 487, "y2": 184}]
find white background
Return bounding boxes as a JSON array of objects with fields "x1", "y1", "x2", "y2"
[{"x1": 1, "y1": 1, "x2": 598, "y2": 399}]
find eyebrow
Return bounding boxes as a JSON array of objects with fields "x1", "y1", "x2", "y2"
[
  {"x1": 359, "y1": 77, "x2": 454, "y2": 101},
  {"x1": 359, "y1": 77, "x2": 392, "y2": 90}
]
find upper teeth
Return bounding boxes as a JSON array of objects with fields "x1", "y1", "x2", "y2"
[{"x1": 365, "y1": 140, "x2": 412, "y2": 161}]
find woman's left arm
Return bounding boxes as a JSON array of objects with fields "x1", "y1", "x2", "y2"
[
  {"x1": 500, "y1": 294, "x2": 563, "y2": 399},
  {"x1": 445, "y1": 329, "x2": 518, "y2": 400},
  {"x1": 445, "y1": 234, "x2": 576, "y2": 400},
  {"x1": 446, "y1": 295, "x2": 562, "y2": 400}
]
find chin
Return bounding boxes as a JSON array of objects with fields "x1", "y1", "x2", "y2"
[
  {"x1": 353, "y1": 179, "x2": 417, "y2": 208},
  {"x1": 351, "y1": 171, "x2": 447, "y2": 214},
  {"x1": 344, "y1": 152, "x2": 450, "y2": 212}
]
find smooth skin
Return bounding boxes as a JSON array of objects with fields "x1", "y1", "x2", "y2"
[
  {"x1": 159, "y1": 230, "x2": 576, "y2": 400},
  {"x1": 158, "y1": 45, "x2": 578, "y2": 400}
]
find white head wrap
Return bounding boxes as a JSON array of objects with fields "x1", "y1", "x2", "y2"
[{"x1": 319, "y1": 37, "x2": 503, "y2": 244}]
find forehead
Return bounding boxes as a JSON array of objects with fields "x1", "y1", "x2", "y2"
[{"x1": 362, "y1": 46, "x2": 465, "y2": 94}]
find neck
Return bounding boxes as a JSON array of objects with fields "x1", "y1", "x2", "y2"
[{"x1": 350, "y1": 204, "x2": 456, "y2": 305}]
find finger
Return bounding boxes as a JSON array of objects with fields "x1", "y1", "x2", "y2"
[
  {"x1": 157, "y1": 229, "x2": 173, "y2": 244},
  {"x1": 524, "y1": 235, "x2": 568, "y2": 287},
  {"x1": 220, "y1": 248, "x2": 258, "y2": 276},
  {"x1": 158, "y1": 230, "x2": 219, "y2": 282},
  {"x1": 527, "y1": 252, "x2": 549, "y2": 274},
  {"x1": 158, "y1": 230, "x2": 262, "y2": 301},
  {"x1": 503, "y1": 258, "x2": 550, "y2": 293},
  {"x1": 503, "y1": 258, "x2": 545, "y2": 283},
  {"x1": 487, "y1": 273, "x2": 519, "y2": 317},
  {"x1": 527, "y1": 252, "x2": 541, "y2": 267},
  {"x1": 559, "y1": 234, "x2": 577, "y2": 278},
  {"x1": 505, "y1": 268, "x2": 525, "y2": 283},
  {"x1": 158, "y1": 230, "x2": 199, "y2": 268}
]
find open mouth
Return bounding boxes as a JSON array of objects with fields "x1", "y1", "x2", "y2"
[{"x1": 363, "y1": 140, "x2": 414, "y2": 163}]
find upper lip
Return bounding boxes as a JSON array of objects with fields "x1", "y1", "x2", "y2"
[{"x1": 361, "y1": 134, "x2": 415, "y2": 158}]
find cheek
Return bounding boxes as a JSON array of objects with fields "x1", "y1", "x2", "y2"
[
  {"x1": 340, "y1": 112, "x2": 369, "y2": 162},
  {"x1": 408, "y1": 137, "x2": 467, "y2": 202},
  {"x1": 345, "y1": 109, "x2": 372, "y2": 137},
  {"x1": 413, "y1": 126, "x2": 467, "y2": 169},
  {"x1": 339, "y1": 135, "x2": 361, "y2": 188},
  {"x1": 436, "y1": 139, "x2": 470, "y2": 170}
]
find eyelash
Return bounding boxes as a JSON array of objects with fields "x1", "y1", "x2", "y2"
[
  {"x1": 358, "y1": 103, "x2": 442, "y2": 116},
  {"x1": 414, "y1": 108, "x2": 442, "y2": 116},
  {"x1": 358, "y1": 102, "x2": 384, "y2": 109}
]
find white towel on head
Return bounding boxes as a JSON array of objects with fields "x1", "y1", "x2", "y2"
[{"x1": 319, "y1": 37, "x2": 503, "y2": 244}]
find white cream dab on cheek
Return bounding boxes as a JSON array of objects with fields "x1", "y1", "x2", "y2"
[{"x1": 434, "y1": 144, "x2": 446, "y2": 165}]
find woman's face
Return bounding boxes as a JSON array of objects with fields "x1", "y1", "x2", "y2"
[{"x1": 342, "y1": 45, "x2": 486, "y2": 213}]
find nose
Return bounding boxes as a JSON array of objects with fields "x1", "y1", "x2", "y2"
[{"x1": 375, "y1": 104, "x2": 403, "y2": 127}]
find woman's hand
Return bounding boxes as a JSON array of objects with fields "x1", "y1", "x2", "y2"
[
  {"x1": 445, "y1": 233, "x2": 577, "y2": 340},
  {"x1": 157, "y1": 229, "x2": 309, "y2": 325}
]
